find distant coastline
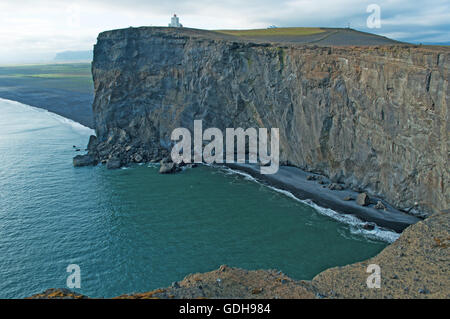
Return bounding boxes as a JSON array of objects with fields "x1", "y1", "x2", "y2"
[{"x1": 0, "y1": 63, "x2": 94, "y2": 128}]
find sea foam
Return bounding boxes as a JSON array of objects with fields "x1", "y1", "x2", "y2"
[
  {"x1": 223, "y1": 166, "x2": 400, "y2": 244},
  {"x1": 0, "y1": 98, "x2": 95, "y2": 136}
]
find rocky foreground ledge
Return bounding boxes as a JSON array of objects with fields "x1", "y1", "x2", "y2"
[{"x1": 29, "y1": 210, "x2": 449, "y2": 299}]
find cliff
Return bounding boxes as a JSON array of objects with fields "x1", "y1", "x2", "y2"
[{"x1": 86, "y1": 27, "x2": 449, "y2": 216}]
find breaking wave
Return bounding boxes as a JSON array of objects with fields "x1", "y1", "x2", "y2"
[{"x1": 223, "y1": 166, "x2": 400, "y2": 243}]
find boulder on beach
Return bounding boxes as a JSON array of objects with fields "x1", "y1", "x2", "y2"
[
  {"x1": 328, "y1": 183, "x2": 344, "y2": 191},
  {"x1": 375, "y1": 201, "x2": 386, "y2": 210},
  {"x1": 362, "y1": 223, "x2": 376, "y2": 230},
  {"x1": 73, "y1": 154, "x2": 97, "y2": 167},
  {"x1": 356, "y1": 193, "x2": 370, "y2": 206}
]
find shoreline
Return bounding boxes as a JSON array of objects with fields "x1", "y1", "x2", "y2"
[
  {"x1": 1, "y1": 94, "x2": 417, "y2": 234},
  {"x1": 1, "y1": 98, "x2": 443, "y2": 299},
  {"x1": 0, "y1": 63, "x2": 94, "y2": 128},
  {"x1": 0, "y1": 90, "x2": 94, "y2": 129},
  {"x1": 225, "y1": 163, "x2": 421, "y2": 233},
  {"x1": 0, "y1": 98, "x2": 94, "y2": 135},
  {"x1": 0, "y1": 95, "x2": 420, "y2": 235}
]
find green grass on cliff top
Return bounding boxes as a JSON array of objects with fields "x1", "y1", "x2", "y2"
[
  {"x1": 215, "y1": 27, "x2": 325, "y2": 37},
  {"x1": 0, "y1": 63, "x2": 93, "y2": 93}
]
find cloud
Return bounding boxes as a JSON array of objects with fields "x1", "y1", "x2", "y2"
[{"x1": 0, "y1": 0, "x2": 448, "y2": 64}]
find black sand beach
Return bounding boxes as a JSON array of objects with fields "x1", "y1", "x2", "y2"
[
  {"x1": 0, "y1": 63, "x2": 94, "y2": 128},
  {"x1": 226, "y1": 163, "x2": 421, "y2": 232}
]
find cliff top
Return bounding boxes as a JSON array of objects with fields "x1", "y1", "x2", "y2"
[{"x1": 96, "y1": 26, "x2": 450, "y2": 49}]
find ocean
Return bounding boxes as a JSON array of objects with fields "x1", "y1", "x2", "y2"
[{"x1": 0, "y1": 98, "x2": 391, "y2": 298}]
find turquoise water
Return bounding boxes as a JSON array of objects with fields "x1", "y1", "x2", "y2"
[{"x1": 0, "y1": 98, "x2": 388, "y2": 298}]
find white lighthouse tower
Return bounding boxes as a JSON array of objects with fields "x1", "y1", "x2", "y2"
[{"x1": 168, "y1": 14, "x2": 183, "y2": 28}]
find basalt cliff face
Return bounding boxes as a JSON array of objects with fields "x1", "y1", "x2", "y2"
[{"x1": 87, "y1": 27, "x2": 449, "y2": 216}]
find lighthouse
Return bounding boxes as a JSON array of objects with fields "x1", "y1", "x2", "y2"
[{"x1": 168, "y1": 14, "x2": 183, "y2": 28}]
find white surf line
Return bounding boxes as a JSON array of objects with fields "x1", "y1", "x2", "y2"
[
  {"x1": 222, "y1": 166, "x2": 400, "y2": 244},
  {"x1": 0, "y1": 98, "x2": 95, "y2": 136},
  {"x1": 0, "y1": 102, "x2": 394, "y2": 245}
]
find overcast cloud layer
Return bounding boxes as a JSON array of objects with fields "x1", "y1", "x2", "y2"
[{"x1": 0, "y1": 0, "x2": 449, "y2": 64}]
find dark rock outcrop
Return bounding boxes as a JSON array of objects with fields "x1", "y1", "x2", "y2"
[
  {"x1": 106, "y1": 157, "x2": 121, "y2": 169},
  {"x1": 159, "y1": 161, "x2": 176, "y2": 174},
  {"x1": 84, "y1": 27, "x2": 448, "y2": 216},
  {"x1": 362, "y1": 223, "x2": 376, "y2": 230},
  {"x1": 73, "y1": 154, "x2": 97, "y2": 167}
]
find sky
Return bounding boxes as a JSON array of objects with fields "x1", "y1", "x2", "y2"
[{"x1": 0, "y1": 0, "x2": 449, "y2": 64}]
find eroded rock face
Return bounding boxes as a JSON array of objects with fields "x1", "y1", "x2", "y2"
[{"x1": 87, "y1": 27, "x2": 449, "y2": 216}]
